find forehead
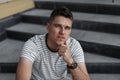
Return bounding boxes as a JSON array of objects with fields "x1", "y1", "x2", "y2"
[{"x1": 52, "y1": 16, "x2": 72, "y2": 27}]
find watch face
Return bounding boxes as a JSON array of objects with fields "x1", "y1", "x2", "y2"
[
  {"x1": 67, "y1": 63, "x2": 78, "y2": 69},
  {"x1": 72, "y1": 63, "x2": 77, "y2": 69}
]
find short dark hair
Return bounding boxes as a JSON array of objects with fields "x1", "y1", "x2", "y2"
[{"x1": 49, "y1": 6, "x2": 73, "y2": 23}]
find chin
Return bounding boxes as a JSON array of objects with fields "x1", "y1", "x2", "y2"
[{"x1": 57, "y1": 40, "x2": 65, "y2": 45}]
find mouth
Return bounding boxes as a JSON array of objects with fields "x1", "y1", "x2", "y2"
[{"x1": 58, "y1": 36, "x2": 65, "y2": 41}]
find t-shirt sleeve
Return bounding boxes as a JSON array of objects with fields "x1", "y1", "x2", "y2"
[
  {"x1": 70, "y1": 39, "x2": 85, "y2": 63},
  {"x1": 20, "y1": 39, "x2": 38, "y2": 63}
]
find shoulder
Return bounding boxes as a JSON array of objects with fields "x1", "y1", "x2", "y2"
[
  {"x1": 23, "y1": 34, "x2": 46, "y2": 48},
  {"x1": 68, "y1": 37, "x2": 85, "y2": 63},
  {"x1": 29, "y1": 34, "x2": 45, "y2": 42},
  {"x1": 68, "y1": 37, "x2": 83, "y2": 53},
  {"x1": 68, "y1": 37, "x2": 80, "y2": 47},
  {"x1": 21, "y1": 34, "x2": 46, "y2": 62}
]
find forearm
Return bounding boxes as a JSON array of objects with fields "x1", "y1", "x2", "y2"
[
  {"x1": 58, "y1": 42, "x2": 90, "y2": 80},
  {"x1": 16, "y1": 58, "x2": 32, "y2": 80},
  {"x1": 69, "y1": 66, "x2": 90, "y2": 80},
  {"x1": 16, "y1": 75, "x2": 31, "y2": 80},
  {"x1": 16, "y1": 69, "x2": 31, "y2": 80}
]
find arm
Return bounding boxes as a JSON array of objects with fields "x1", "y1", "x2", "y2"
[
  {"x1": 58, "y1": 42, "x2": 90, "y2": 80},
  {"x1": 69, "y1": 62, "x2": 90, "y2": 80},
  {"x1": 16, "y1": 58, "x2": 33, "y2": 80}
]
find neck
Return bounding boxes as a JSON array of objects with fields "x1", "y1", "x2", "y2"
[{"x1": 46, "y1": 34, "x2": 58, "y2": 52}]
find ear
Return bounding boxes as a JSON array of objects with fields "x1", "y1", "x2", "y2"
[{"x1": 46, "y1": 23, "x2": 50, "y2": 31}]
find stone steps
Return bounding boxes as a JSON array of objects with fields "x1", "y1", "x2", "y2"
[
  {"x1": 0, "y1": 73, "x2": 120, "y2": 80},
  {"x1": 0, "y1": 15, "x2": 21, "y2": 42},
  {"x1": 85, "y1": 52, "x2": 120, "y2": 73},
  {"x1": 89, "y1": 74, "x2": 120, "y2": 80},
  {"x1": 0, "y1": 38, "x2": 119, "y2": 73},
  {"x1": 0, "y1": 15, "x2": 21, "y2": 31},
  {"x1": 35, "y1": 0, "x2": 120, "y2": 15},
  {"x1": 0, "y1": 31, "x2": 6, "y2": 41},
  {"x1": 21, "y1": 9, "x2": 120, "y2": 34},
  {"x1": 0, "y1": 38, "x2": 24, "y2": 73},
  {"x1": 0, "y1": 73, "x2": 15, "y2": 80},
  {"x1": 0, "y1": 39, "x2": 24, "y2": 63},
  {"x1": 6, "y1": 23, "x2": 47, "y2": 41},
  {"x1": 6, "y1": 22, "x2": 120, "y2": 58}
]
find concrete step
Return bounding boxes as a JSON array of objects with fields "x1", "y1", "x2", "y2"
[
  {"x1": 71, "y1": 29, "x2": 120, "y2": 58},
  {"x1": 0, "y1": 38, "x2": 120, "y2": 73},
  {"x1": 85, "y1": 52, "x2": 120, "y2": 73},
  {"x1": 6, "y1": 23, "x2": 47, "y2": 41},
  {"x1": 0, "y1": 31, "x2": 7, "y2": 42},
  {"x1": 0, "y1": 38, "x2": 24, "y2": 73},
  {"x1": 6, "y1": 23, "x2": 120, "y2": 58},
  {"x1": 21, "y1": 9, "x2": 120, "y2": 34},
  {"x1": 85, "y1": 52, "x2": 120, "y2": 63},
  {"x1": 0, "y1": 73, "x2": 15, "y2": 80},
  {"x1": 0, "y1": 73, "x2": 120, "y2": 80},
  {"x1": 0, "y1": 39, "x2": 24, "y2": 63},
  {"x1": 35, "y1": 0, "x2": 120, "y2": 15},
  {"x1": 89, "y1": 74, "x2": 120, "y2": 80},
  {"x1": 69, "y1": 74, "x2": 120, "y2": 80},
  {"x1": 0, "y1": 15, "x2": 21, "y2": 32},
  {"x1": 0, "y1": 15, "x2": 21, "y2": 41}
]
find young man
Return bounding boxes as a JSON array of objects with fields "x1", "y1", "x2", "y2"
[{"x1": 16, "y1": 7, "x2": 90, "y2": 80}]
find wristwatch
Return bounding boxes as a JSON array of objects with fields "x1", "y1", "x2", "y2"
[{"x1": 67, "y1": 62, "x2": 78, "y2": 69}]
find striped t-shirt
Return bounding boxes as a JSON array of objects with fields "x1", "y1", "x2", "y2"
[{"x1": 21, "y1": 34, "x2": 85, "y2": 80}]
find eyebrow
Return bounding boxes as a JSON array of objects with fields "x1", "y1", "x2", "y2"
[{"x1": 53, "y1": 23, "x2": 71, "y2": 28}]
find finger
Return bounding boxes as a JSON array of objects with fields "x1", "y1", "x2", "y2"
[
  {"x1": 57, "y1": 42, "x2": 66, "y2": 50},
  {"x1": 59, "y1": 46, "x2": 67, "y2": 51},
  {"x1": 58, "y1": 47, "x2": 66, "y2": 55},
  {"x1": 58, "y1": 50, "x2": 65, "y2": 56},
  {"x1": 58, "y1": 42, "x2": 64, "y2": 46}
]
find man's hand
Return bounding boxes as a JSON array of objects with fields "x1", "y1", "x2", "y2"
[
  {"x1": 58, "y1": 42, "x2": 74, "y2": 66},
  {"x1": 57, "y1": 42, "x2": 90, "y2": 80}
]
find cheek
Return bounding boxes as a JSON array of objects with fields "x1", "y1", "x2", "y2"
[
  {"x1": 52, "y1": 29, "x2": 60, "y2": 36},
  {"x1": 67, "y1": 30, "x2": 71, "y2": 35},
  {"x1": 66, "y1": 31, "x2": 71, "y2": 38},
  {"x1": 50, "y1": 30, "x2": 59, "y2": 38},
  {"x1": 64, "y1": 32, "x2": 70, "y2": 38}
]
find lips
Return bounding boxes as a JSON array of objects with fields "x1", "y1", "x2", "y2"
[
  {"x1": 58, "y1": 36, "x2": 65, "y2": 39},
  {"x1": 58, "y1": 36, "x2": 65, "y2": 41}
]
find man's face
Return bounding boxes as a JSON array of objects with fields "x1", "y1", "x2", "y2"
[{"x1": 47, "y1": 16, "x2": 72, "y2": 46}]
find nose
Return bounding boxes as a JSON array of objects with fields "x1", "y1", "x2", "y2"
[{"x1": 59, "y1": 28, "x2": 65, "y2": 35}]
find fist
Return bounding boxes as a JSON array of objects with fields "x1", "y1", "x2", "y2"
[{"x1": 58, "y1": 42, "x2": 74, "y2": 65}]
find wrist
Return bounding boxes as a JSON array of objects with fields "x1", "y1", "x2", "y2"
[
  {"x1": 67, "y1": 59, "x2": 74, "y2": 66},
  {"x1": 67, "y1": 60, "x2": 78, "y2": 69}
]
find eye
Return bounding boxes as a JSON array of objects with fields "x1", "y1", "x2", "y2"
[
  {"x1": 54, "y1": 24, "x2": 61, "y2": 28},
  {"x1": 65, "y1": 26, "x2": 71, "y2": 30}
]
